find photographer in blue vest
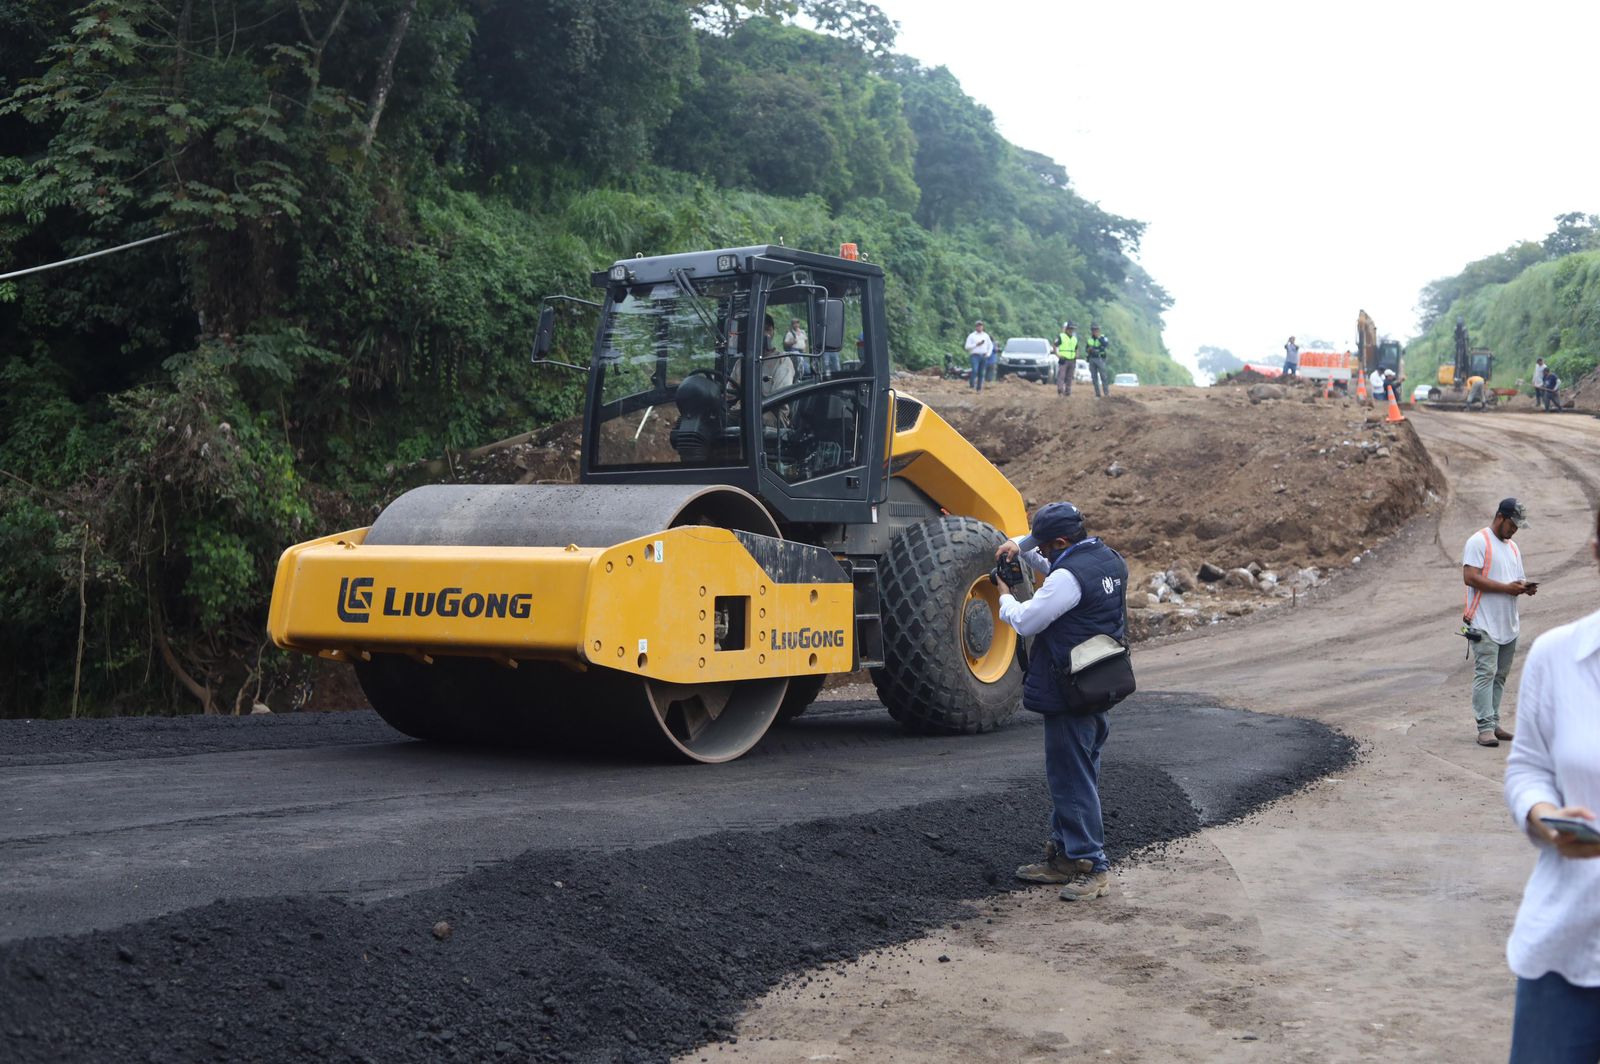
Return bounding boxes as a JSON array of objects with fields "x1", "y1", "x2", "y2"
[{"x1": 993, "y1": 501, "x2": 1129, "y2": 901}]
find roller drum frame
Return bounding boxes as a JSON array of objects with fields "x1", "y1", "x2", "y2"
[{"x1": 355, "y1": 483, "x2": 792, "y2": 764}]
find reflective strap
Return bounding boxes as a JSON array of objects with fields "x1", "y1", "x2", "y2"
[{"x1": 1463, "y1": 528, "x2": 1494, "y2": 622}]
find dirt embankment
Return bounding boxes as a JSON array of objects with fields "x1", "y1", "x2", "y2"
[
  {"x1": 414, "y1": 375, "x2": 1444, "y2": 646},
  {"x1": 894, "y1": 374, "x2": 1445, "y2": 637}
]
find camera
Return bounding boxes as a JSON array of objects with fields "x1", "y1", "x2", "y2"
[
  {"x1": 990, "y1": 555, "x2": 1025, "y2": 590},
  {"x1": 1459, "y1": 624, "x2": 1483, "y2": 643}
]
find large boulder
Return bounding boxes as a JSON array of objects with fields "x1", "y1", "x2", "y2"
[
  {"x1": 1197, "y1": 562, "x2": 1227, "y2": 583},
  {"x1": 1247, "y1": 383, "x2": 1288, "y2": 403},
  {"x1": 1166, "y1": 566, "x2": 1199, "y2": 594},
  {"x1": 1225, "y1": 567, "x2": 1258, "y2": 589}
]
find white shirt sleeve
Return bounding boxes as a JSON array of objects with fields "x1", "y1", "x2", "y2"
[
  {"x1": 1462, "y1": 531, "x2": 1486, "y2": 570},
  {"x1": 1012, "y1": 535, "x2": 1050, "y2": 575},
  {"x1": 999, "y1": 569, "x2": 1082, "y2": 638},
  {"x1": 1505, "y1": 639, "x2": 1562, "y2": 839}
]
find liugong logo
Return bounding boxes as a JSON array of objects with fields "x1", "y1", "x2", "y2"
[
  {"x1": 338, "y1": 576, "x2": 374, "y2": 623},
  {"x1": 336, "y1": 577, "x2": 532, "y2": 623}
]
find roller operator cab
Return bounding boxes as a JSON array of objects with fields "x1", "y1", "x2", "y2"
[{"x1": 270, "y1": 245, "x2": 1029, "y2": 763}]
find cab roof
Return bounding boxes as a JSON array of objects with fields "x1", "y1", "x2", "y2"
[{"x1": 595, "y1": 245, "x2": 883, "y2": 287}]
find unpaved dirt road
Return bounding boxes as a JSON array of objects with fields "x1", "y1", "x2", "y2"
[{"x1": 711, "y1": 408, "x2": 1600, "y2": 1064}]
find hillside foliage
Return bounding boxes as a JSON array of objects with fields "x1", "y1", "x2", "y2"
[
  {"x1": 0, "y1": 0, "x2": 1184, "y2": 717},
  {"x1": 1409, "y1": 215, "x2": 1600, "y2": 391}
]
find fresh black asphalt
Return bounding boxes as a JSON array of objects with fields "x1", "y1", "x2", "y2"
[{"x1": 0, "y1": 693, "x2": 1355, "y2": 1063}]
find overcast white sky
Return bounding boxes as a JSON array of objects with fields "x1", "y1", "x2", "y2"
[{"x1": 873, "y1": 0, "x2": 1599, "y2": 381}]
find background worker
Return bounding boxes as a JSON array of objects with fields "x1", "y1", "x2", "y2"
[
  {"x1": 963, "y1": 320, "x2": 993, "y2": 391},
  {"x1": 1383, "y1": 367, "x2": 1403, "y2": 405},
  {"x1": 1056, "y1": 322, "x2": 1078, "y2": 397},
  {"x1": 782, "y1": 317, "x2": 807, "y2": 355},
  {"x1": 993, "y1": 502, "x2": 1128, "y2": 902},
  {"x1": 1533, "y1": 358, "x2": 1549, "y2": 411},
  {"x1": 1085, "y1": 323, "x2": 1111, "y2": 398},
  {"x1": 783, "y1": 317, "x2": 812, "y2": 380},
  {"x1": 1502, "y1": 505, "x2": 1600, "y2": 1063},
  {"x1": 1462, "y1": 498, "x2": 1538, "y2": 747},
  {"x1": 1545, "y1": 368, "x2": 1562, "y2": 412},
  {"x1": 1283, "y1": 336, "x2": 1299, "y2": 380}
]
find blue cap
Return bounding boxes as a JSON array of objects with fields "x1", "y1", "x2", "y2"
[{"x1": 1031, "y1": 501, "x2": 1084, "y2": 542}]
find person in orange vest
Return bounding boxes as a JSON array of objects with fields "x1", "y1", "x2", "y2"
[{"x1": 1461, "y1": 498, "x2": 1539, "y2": 747}]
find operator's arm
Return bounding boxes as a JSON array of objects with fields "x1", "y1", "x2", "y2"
[
  {"x1": 999, "y1": 569, "x2": 1082, "y2": 638},
  {"x1": 1463, "y1": 564, "x2": 1526, "y2": 596},
  {"x1": 998, "y1": 534, "x2": 1050, "y2": 575}
]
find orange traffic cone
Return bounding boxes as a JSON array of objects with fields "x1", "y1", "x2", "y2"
[
  {"x1": 1385, "y1": 389, "x2": 1406, "y2": 423},
  {"x1": 1356, "y1": 375, "x2": 1368, "y2": 402},
  {"x1": 1323, "y1": 376, "x2": 1333, "y2": 399}
]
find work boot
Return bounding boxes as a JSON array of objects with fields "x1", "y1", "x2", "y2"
[
  {"x1": 1494, "y1": 726, "x2": 1514, "y2": 742},
  {"x1": 1477, "y1": 730, "x2": 1500, "y2": 747},
  {"x1": 1016, "y1": 842, "x2": 1092, "y2": 885},
  {"x1": 1058, "y1": 867, "x2": 1112, "y2": 902}
]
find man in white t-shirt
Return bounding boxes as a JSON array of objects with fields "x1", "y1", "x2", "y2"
[{"x1": 1462, "y1": 498, "x2": 1539, "y2": 747}]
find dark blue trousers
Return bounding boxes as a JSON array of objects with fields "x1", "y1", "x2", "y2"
[
  {"x1": 1510, "y1": 972, "x2": 1600, "y2": 1063},
  {"x1": 1044, "y1": 710, "x2": 1110, "y2": 871}
]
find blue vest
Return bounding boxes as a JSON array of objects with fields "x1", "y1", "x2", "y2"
[{"x1": 1022, "y1": 538, "x2": 1129, "y2": 714}]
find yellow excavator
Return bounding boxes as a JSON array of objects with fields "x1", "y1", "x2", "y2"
[
  {"x1": 1429, "y1": 318, "x2": 1506, "y2": 410},
  {"x1": 268, "y1": 245, "x2": 1029, "y2": 762}
]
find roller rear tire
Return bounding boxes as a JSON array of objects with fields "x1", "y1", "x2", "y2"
[{"x1": 871, "y1": 516, "x2": 1022, "y2": 733}]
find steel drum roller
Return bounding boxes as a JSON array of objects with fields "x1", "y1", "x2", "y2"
[{"x1": 354, "y1": 483, "x2": 789, "y2": 763}]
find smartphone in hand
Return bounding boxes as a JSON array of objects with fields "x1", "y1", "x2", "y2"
[{"x1": 1541, "y1": 816, "x2": 1600, "y2": 844}]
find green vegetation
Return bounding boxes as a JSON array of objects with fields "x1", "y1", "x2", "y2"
[
  {"x1": 1408, "y1": 214, "x2": 1600, "y2": 390},
  {"x1": 0, "y1": 0, "x2": 1185, "y2": 717}
]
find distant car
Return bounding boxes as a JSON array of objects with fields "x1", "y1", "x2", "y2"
[
  {"x1": 995, "y1": 337, "x2": 1055, "y2": 382},
  {"x1": 1075, "y1": 360, "x2": 1091, "y2": 383},
  {"x1": 1411, "y1": 384, "x2": 1434, "y2": 403},
  {"x1": 1113, "y1": 372, "x2": 1140, "y2": 388}
]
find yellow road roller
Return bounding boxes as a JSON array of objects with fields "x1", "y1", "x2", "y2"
[{"x1": 268, "y1": 245, "x2": 1028, "y2": 762}]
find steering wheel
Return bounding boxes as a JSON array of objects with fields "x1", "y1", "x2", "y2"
[{"x1": 684, "y1": 368, "x2": 729, "y2": 387}]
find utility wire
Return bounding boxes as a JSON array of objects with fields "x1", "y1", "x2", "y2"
[{"x1": 1, "y1": 228, "x2": 190, "y2": 282}]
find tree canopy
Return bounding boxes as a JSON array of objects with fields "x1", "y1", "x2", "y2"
[{"x1": 0, "y1": 0, "x2": 1186, "y2": 718}]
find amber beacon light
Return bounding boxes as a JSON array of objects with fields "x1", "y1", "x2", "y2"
[{"x1": 839, "y1": 242, "x2": 859, "y2": 260}]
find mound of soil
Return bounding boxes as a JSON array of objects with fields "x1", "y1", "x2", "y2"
[
  {"x1": 1213, "y1": 366, "x2": 1280, "y2": 386},
  {"x1": 1568, "y1": 365, "x2": 1600, "y2": 412},
  {"x1": 416, "y1": 378, "x2": 1443, "y2": 648},
  {"x1": 893, "y1": 378, "x2": 1445, "y2": 634}
]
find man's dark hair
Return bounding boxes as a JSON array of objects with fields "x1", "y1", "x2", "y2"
[{"x1": 1064, "y1": 527, "x2": 1088, "y2": 545}]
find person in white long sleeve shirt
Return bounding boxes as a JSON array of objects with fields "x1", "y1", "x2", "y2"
[
  {"x1": 993, "y1": 501, "x2": 1128, "y2": 903},
  {"x1": 996, "y1": 536, "x2": 1082, "y2": 636},
  {"x1": 1502, "y1": 505, "x2": 1600, "y2": 1062},
  {"x1": 963, "y1": 321, "x2": 993, "y2": 392}
]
